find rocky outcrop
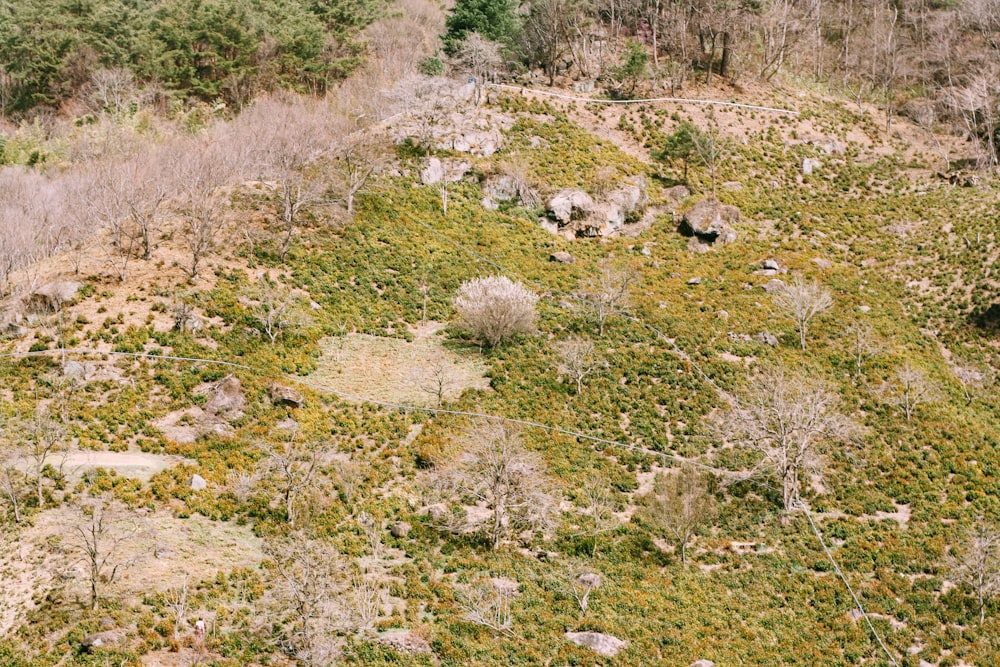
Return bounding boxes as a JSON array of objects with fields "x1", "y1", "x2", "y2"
[
  {"x1": 25, "y1": 281, "x2": 81, "y2": 312},
  {"x1": 547, "y1": 189, "x2": 595, "y2": 226},
  {"x1": 543, "y1": 178, "x2": 647, "y2": 238},
  {"x1": 420, "y1": 157, "x2": 471, "y2": 185},
  {"x1": 203, "y1": 375, "x2": 246, "y2": 420},
  {"x1": 565, "y1": 631, "x2": 627, "y2": 657},
  {"x1": 679, "y1": 199, "x2": 740, "y2": 252},
  {"x1": 269, "y1": 383, "x2": 304, "y2": 408}
]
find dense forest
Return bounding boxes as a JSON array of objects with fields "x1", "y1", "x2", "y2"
[{"x1": 0, "y1": 0, "x2": 386, "y2": 113}]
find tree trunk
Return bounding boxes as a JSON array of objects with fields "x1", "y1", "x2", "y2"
[
  {"x1": 706, "y1": 33, "x2": 717, "y2": 85},
  {"x1": 720, "y1": 32, "x2": 732, "y2": 78}
]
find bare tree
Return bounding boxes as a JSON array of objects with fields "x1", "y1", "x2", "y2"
[
  {"x1": 67, "y1": 496, "x2": 148, "y2": 610},
  {"x1": 952, "y1": 359, "x2": 993, "y2": 406},
  {"x1": 164, "y1": 575, "x2": 190, "y2": 640},
  {"x1": 412, "y1": 351, "x2": 462, "y2": 406},
  {"x1": 432, "y1": 421, "x2": 558, "y2": 549},
  {"x1": 576, "y1": 262, "x2": 634, "y2": 337},
  {"x1": 555, "y1": 335, "x2": 603, "y2": 395},
  {"x1": 454, "y1": 275, "x2": 539, "y2": 348},
  {"x1": 264, "y1": 534, "x2": 345, "y2": 665},
  {"x1": 883, "y1": 363, "x2": 941, "y2": 421},
  {"x1": 168, "y1": 141, "x2": 242, "y2": 282},
  {"x1": 772, "y1": 277, "x2": 834, "y2": 350},
  {"x1": 88, "y1": 68, "x2": 138, "y2": 114},
  {"x1": 11, "y1": 410, "x2": 68, "y2": 508},
  {"x1": 457, "y1": 574, "x2": 517, "y2": 635},
  {"x1": 0, "y1": 453, "x2": 27, "y2": 524},
  {"x1": 259, "y1": 431, "x2": 324, "y2": 527},
  {"x1": 579, "y1": 474, "x2": 620, "y2": 558},
  {"x1": 249, "y1": 281, "x2": 313, "y2": 344},
  {"x1": 716, "y1": 368, "x2": 859, "y2": 512},
  {"x1": 450, "y1": 33, "x2": 505, "y2": 103},
  {"x1": 523, "y1": 0, "x2": 572, "y2": 85},
  {"x1": 844, "y1": 321, "x2": 885, "y2": 377},
  {"x1": 328, "y1": 133, "x2": 385, "y2": 217},
  {"x1": 243, "y1": 96, "x2": 330, "y2": 261},
  {"x1": 562, "y1": 569, "x2": 602, "y2": 615},
  {"x1": 947, "y1": 521, "x2": 1000, "y2": 626},
  {"x1": 642, "y1": 466, "x2": 714, "y2": 565},
  {"x1": 691, "y1": 113, "x2": 729, "y2": 197}
]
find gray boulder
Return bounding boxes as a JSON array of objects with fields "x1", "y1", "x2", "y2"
[
  {"x1": 802, "y1": 157, "x2": 821, "y2": 175},
  {"x1": 81, "y1": 630, "x2": 123, "y2": 651},
  {"x1": 269, "y1": 383, "x2": 304, "y2": 408},
  {"x1": 549, "y1": 251, "x2": 575, "y2": 264},
  {"x1": 190, "y1": 474, "x2": 208, "y2": 491},
  {"x1": 690, "y1": 661, "x2": 715, "y2": 667},
  {"x1": 592, "y1": 183, "x2": 646, "y2": 234},
  {"x1": 680, "y1": 199, "x2": 740, "y2": 251},
  {"x1": 204, "y1": 375, "x2": 245, "y2": 419},
  {"x1": 664, "y1": 185, "x2": 691, "y2": 202},
  {"x1": 565, "y1": 631, "x2": 627, "y2": 657},
  {"x1": 547, "y1": 189, "x2": 595, "y2": 225},
  {"x1": 391, "y1": 521, "x2": 412, "y2": 538},
  {"x1": 64, "y1": 361, "x2": 87, "y2": 381}
]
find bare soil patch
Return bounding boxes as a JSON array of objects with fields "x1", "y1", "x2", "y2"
[
  {"x1": 307, "y1": 321, "x2": 490, "y2": 407},
  {"x1": 0, "y1": 510, "x2": 261, "y2": 637}
]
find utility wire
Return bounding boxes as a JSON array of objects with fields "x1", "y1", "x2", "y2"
[{"x1": 486, "y1": 83, "x2": 801, "y2": 116}]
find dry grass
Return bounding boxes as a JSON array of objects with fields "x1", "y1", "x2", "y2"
[
  {"x1": 307, "y1": 321, "x2": 490, "y2": 407},
  {"x1": 0, "y1": 509, "x2": 261, "y2": 637}
]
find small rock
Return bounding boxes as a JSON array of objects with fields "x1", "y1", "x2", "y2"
[
  {"x1": 63, "y1": 361, "x2": 86, "y2": 381},
  {"x1": 572, "y1": 80, "x2": 595, "y2": 93},
  {"x1": 190, "y1": 474, "x2": 207, "y2": 491},
  {"x1": 391, "y1": 521, "x2": 412, "y2": 538},
  {"x1": 309, "y1": 301, "x2": 321, "y2": 311},
  {"x1": 763, "y1": 279, "x2": 786, "y2": 293},
  {"x1": 275, "y1": 418, "x2": 298, "y2": 433},
  {"x1": 663, "y1": 185, "x2": 690, "y2": 202},
  {"x1": 812, "y1": 257, "x2": 832, "y2": 269},
  {"x1": 426, "y1": 504, "x2": 447, "y2": 522},
  {"x1": 550, "y1": 251, "x2": 575, "y2": 264},
  {"x1": 858, "y1": 305, "x2": 871, "y2": 313},
  {"x1": 690, "y1": 661, "x2": 715, "y2": 667},
  {"x1": 687, "y1": 277, "x2": 702, "y2": 285},
  {"x1": 81, "y1": 630, "x2": 123, "y2": 651},
  {"x1": 377, "y1": 629, "x2": 433, "y2": 654},
  {"x1": 755, "y1": 269, "x2": 779, "y2": 277},
  {"x1": 802, "y1": 157, "x2": 821, "y2": 175},
  {"x1": 565, "y1": 631, "x2": 627, "y2": 657},
  {"x1": 761, "y1": 259, "x2": 780, "y2": 271},
  {"x1": 269, "y1": 383, "x2": 304, "y2": 408},
  {"x1": 576, "y1": 572, "x2": 602, "y2": 589},
  {"x1": 755, "y1": 331, "x2": 779, "y2": 346}
]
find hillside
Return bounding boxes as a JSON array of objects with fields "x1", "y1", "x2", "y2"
[{"x1": 2, "y1": 2, "x2": 1000, "y2": 667}]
